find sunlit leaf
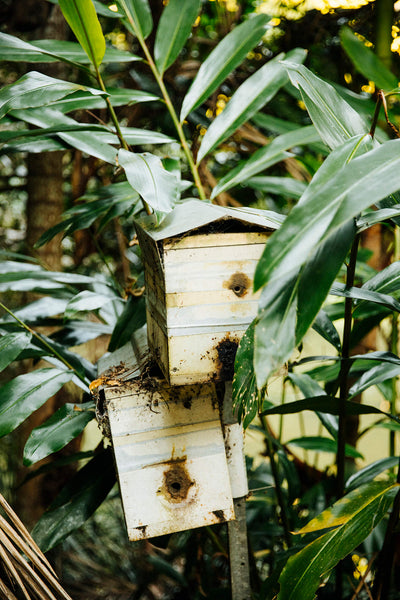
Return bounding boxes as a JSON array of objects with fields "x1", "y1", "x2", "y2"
[
  {"x1": 59, "y1": 0, "x2": 106, "y2": 67},
  {"x1": 180, "y1": 14, "x2": 270, "y2": 121},
  {"x1": 345, "y1": 457, "x2": 399, "y2": 492}
]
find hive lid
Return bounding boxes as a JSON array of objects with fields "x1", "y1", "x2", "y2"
[{"x1": 135, "y1": 199, "x2": 283, "y2": 242}]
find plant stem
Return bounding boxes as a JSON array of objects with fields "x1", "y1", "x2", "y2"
[
  {"x1": 119, "y1": 0, "x2": 206, "y2": 201},
  {"x1": 0, "y1": 301, "x2": 88, "y2": 385},
  {"x1": 336, "y1": 232, "x2": 360, "y2": 501},
  {"x1": 261, "y1": 415, "x2": 292, "y2": 548}
]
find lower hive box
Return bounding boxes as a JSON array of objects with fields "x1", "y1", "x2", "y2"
[{"x1": 101, "y1": 375, "x2": 235, "y2": 541}]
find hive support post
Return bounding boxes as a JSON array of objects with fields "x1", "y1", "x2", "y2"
[{"x1": 222, "y1": 383, "x2": 251, "y2": 600}]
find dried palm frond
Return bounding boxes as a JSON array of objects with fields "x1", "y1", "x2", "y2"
[{"x1": 0, "y1": 493, "x2": 73, "y2": 600}]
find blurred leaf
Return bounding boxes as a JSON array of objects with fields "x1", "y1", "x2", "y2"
[
  {"x1": 197, "y1": 48, "x2": 306, "y2": 163},
  {"x1": 0, "y1": 297, "x2": 69, "y2": 326},
  {"x1": 24, "y1": 402, "x2": 95, "y2": 466},
  {"x1": 287, "y1": 436, "x2": 362, "y2": 459},
  {"x1": 361, "y1": 260, "x2": 400, "y2": 297},
  {"x1": 345, "y1": 457, "x2": 399, "y2": 492},
  {"x1": 118, "y1": 149, "x2": 179, "y2": 213},
  {"x1": 118, "y1": 0, "x2": 153, "y2": 40},
  {"x1": 50, "y1": 321, "x2": 113, "y2": 346},
  {"x1": 0, "y1": 332, "x2": 32, "y2": 372},
  {"x1": 59, "y1": 0, "x2": 105, "y2": 67},
  {"x1": 0, "y1": 71, "x2": 105, "y2": 119},
  {"x1": 108, "y1": 295, "x2": 146, "y2": 352},
  {"x1": 278, "y1": 481, "x2": 399, "y2": 600},
  {"x1": 180, "y1": 14, "x2": 270, "y2": 121},
  {"x1": 340, "y1": 26, "x2": 398, "y2": 92},
  {"x1": 312, "y1": 310, "x2": 341, "y2": 352},
  {"x1": 211, "y1": 125, "x2": 319, "y2": 198},
  {"x1": 232, "y1": 321, "x2": 260, "y2": 428},
  {"x1": 32, "y1": 447, "x2": 116, "y2": 552},
  {"x1": 247, "y1": 176, "x2": 307, "y2": 199},
  {"x1": 0, "y1": 369, "x2": 74, "y2": 437},
  {"x1": 155, "y1": 0, "x2": 201, "y2": 74},
  {"x1": 254, "y1": 136, "x2": 400, "y2": 291},
  {"x1": 35, "y1": 334, "x2": 96, "y2": 382},
  {"x1": 356, "y1": 207, "x2": 400, "y2": 232},
  {"x1": 50, "y1": 87, "x2": 159, "y2": 112},
  {"x1": 285, "y1": 63, "x2": 367, "y2": 149},
  {"x1": 64, "y1": 291, "x2": 124, "y2": 320},
  {"x1": 330, "y1": 281, "x2": 400, "y2": 312}
]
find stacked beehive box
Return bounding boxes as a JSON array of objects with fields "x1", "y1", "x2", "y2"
[{"x1": 97, "y1": 201, "x2": 279, "y2": 541}]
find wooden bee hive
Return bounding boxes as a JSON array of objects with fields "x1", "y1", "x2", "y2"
[{"x1": 135, "y1": 200, "x2": 280, "y2": 386}]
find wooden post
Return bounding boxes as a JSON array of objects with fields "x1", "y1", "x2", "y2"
[{"x1": 222, "y1": 383, "x2": 251, "y2": 600}]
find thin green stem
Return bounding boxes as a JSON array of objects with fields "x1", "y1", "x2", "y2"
[
  {"x1": 260, "y1": 415, "x2": 292, "y2": 548},
  {"x1": 0, "y1": 301, "x2": 88, "y2": 385},
  {"x1": 119, "y1": 1, "x2": 206, "y2": 200}
]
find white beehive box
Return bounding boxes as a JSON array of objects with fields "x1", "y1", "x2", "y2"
[
  {"x1": 135, "y1": 200, "x2": 281, "y2": 385},
  {"x1": 97, "y1": 331, "x2": 236, "y2": 541}
]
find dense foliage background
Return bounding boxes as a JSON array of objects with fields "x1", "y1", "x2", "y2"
[{"x1": 1, "y1": 0, "x2": 400, "y2": 598}]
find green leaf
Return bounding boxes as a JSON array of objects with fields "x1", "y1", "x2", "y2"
[
  {"x1": 287, "y1": 436, "x2": 362, "y2": 459},
  {"x1": 348, "y1": 362, "x2": 400, "y2": 399},
  {"x1": 0, "y1": 368, "x2": 74, "y2": 437},
  {"x1": 278, "y1": 481, "x2": 399, "y2": 600},
  {"x1": 0, "y1": 332, "x2": 32, "y2": 372},
  {"x1": 11, "y1": 108, "x2": 117, "y2": 164},
  {"x1": 155, "y1": 0, "x2": 201, "y2": 74},
  {"x1": 232, "y1": 321, "x2": 260, "y2": 428},
  {"x1": 64, "y1": 290, "x2": 123, "y2": 320},
  {"x1": 254, "y1": 136, "x2": 400, "y2": 291},
  {"x1": 180, "y1": 14, "x2": 270, "y2": 121},
  {"x1": 50, "y1": 88, "x2": 159, "y2": 112},
  {"x1": 59, "y1": 0, "x2": 106, "y2": 67},
  {"x1": 23, "y1": 402, "x2": 94, "y2": 466},
  {"x1": 357, "y1": 206, "x2": 400, "y2": 232},
  {"x1": 32, "y1": 448, "x2": 116, "y2": 551},
  {"x1": 118, "y1": 149, "x2": 179, "y2": 213},
  {"x1": 330, "y1": 281, "x2": 400, "y2": 312},
  {"x1": 312, "y1": 310, "x2": 341, "y2": 352},
  {"x1": 211, "y1": 125, "x2": 319, "y2": 198},
  {"x1": 247, "y1": 176, "x2": 307, "y2": 199},
  {"x1": 0, "y1": 71, "x2": 105, "y2": 120},
  {"x1": 285, "y1": 63, "x2": 367, "y2": 149},
  {"x1": 117, "y1": 0, "x2": 153, "y2": 40},
  {"x1": 0, "y1": 34, "x2": 139, "y2": 65},
  {"x1": 197, "y1": 48, "x2": 306, "y2": 163},
  {"x1": 340, "y1": 26, "x2": 398, "y2": 92},
  {"x1": 108, "y1": 295, "x2": 146, "y2": 352},
  {"x1": 362, "y1": 260, "x2": 400, "y2": 297},
  {"x1": 345, "y1": 457, "x2": 399, "y2": 492}
]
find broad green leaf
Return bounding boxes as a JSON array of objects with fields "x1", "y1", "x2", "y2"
[
  {"x1": 0, "y1": 369, "x2": 74, "y2": 437},
  {"x1": 51, "y1": 321, "x2": 113, "y2": 347},
  {"x1": 0, "y1": 332, "x2": 32, "y2": 372},
  {"x1": 340, "y1": 26, "x2": 398, "y2": 92},
  {"x1": 0, "y1": 35, "x2": 139, "y2": 65},
  {"x1": 278, "y1": 481, "x2": 399, "y2": 600},
  {"x1": 285, "y1": 63, "x2": 367, "y2": 149},
  {"x1": 232, "y1": 321, "x2": 260, "y2": 428},
  {"x1": 180, "y1": 14, "x2": 270, "y2": 121},
  {"x1": 118, "y1": 149, "x2": 179, "y2": 213},
  {"x1": 247, "y1": 176, "x2": 307, "y2": 199},
  {"x1": 0, "y1": 71, "x2": 105, "y2": 119},
  {"x1": 0, "y1": 298, "x2": 69, "y2": 326},
  {"x1": 117, "y1": 0, "x2": 153, "y2": 40},
  {"x1": 357, "y1": 206, "x2": 400, "y2": 232},
  {"x1": 261, "y1": 396, "x2": 400, "y2": 423},
  {"x1": 108, "y1": 295, "x2": 146, "y2": 352},
  {"x1": 287, "y1": 436, "x2": 362, "y2": 459},
  {"x1": 362, "y1": 260, "x2": 400, "y2": 297},
  {"x1": 65, "y1": 290, "x2": 123, "y2": 319},
  {"x1": 345, "y1": 457, "x2": 399, "y2": 492},
  {"x1": 254, "y1": 136, "x2": 400, "y2": 291},
  {"x1": 330, "y1": 281, "x2": 400, "y2": 312},
  {"x1": 23, "y1": 402, "x2": 94, "y2": 466},
  {"x1": 211, "y1": 125, "x2": 319, "y2": 198},
  {"x1": 0, "y1": 123, "x2": 108, "y2": 143},
  {"x1": 59, "y1": 0, "x2": 106, "y2": 67},
  {"x1": 348, "y1": 362, "x2": 400, "y2": 399},
  {"x1": 2, "y1": 137, "x2": 66, "y2": 154},
  {"x1": 155, "y1": 0, "x2": 201, "y2": 74},
  {"x1": 50, "y1": 88, "x2": 159, "y2": 112},
  {"x1": 34, "y1": 334, "x2": 96, "y2": 382},
  {"x1": 32, "y1": 448, "x2": 116, "y2": 551},
  {"x1": 197, "y1": 48, "x2": 306, "y2": 163},
  {"x1": 11, "y1": 108, "x2": 117, "y2": 164}
]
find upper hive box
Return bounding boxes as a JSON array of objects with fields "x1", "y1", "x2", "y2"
[{"x1": 135, "y1": 200, "x2": 280, "y2": 386}]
